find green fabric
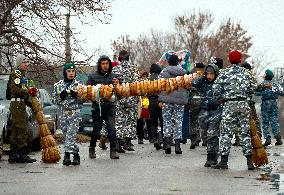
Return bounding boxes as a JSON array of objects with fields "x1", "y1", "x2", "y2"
[
  {"x1": 265, "y1": 69, "x2": 274, "y2": 79},
  {"x1": 64, "y1": 63, "x2": 76, "y2": 70}
]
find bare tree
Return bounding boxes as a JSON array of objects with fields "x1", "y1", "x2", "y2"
[
  {"x1": 248, "y1": 50, "x2": 276, "y2": 82},
  {"x1": 0, "y1": 0, "x2": 111, "y2": 87},
  {"x1": 112, "y1": 10, "x2": 252, "y2": 70}
]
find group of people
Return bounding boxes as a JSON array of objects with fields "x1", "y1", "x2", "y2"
[{"x1": 4, "y1": 49, "x2": 284, "y2": 171}]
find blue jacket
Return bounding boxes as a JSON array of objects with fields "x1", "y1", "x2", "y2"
[
  {"x1": 255, "y1": 80, "x2": 284, "y2": 100},
  {"x1": 192, "y1": 65, "x2": 221, "y2": 110}
]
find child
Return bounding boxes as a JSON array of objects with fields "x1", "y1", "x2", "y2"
[
  {"x1": 255, "y1": 69, "x2": 284, "y2": 146},
  {"x1": 54, "y1": 63, "x2": 83, "y2": 166},
  {"x1": 192, "y1": 64, "x2": 222, "y2": 167}
]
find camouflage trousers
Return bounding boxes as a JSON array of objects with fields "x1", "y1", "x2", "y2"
[
  {"x1": 61, "y1": 111, "x2": 81, "y2": 154},
  {"x1": 219, "y1": 101, "x2": 252, "y2": 156},
  {"x1": 199, "y1": 108, "x2": 222, "y2": 153},
  {"x1": 162, "y1": 103, "x2": 184, "y2": 140},
  {"x1": 115, "y1": 105, "x2": 137, "y2": 139},
  {"x1": 10, "y1": 102, "x2": 29, "y2": 149},
  {"x1": 189, "y1": 98, "x2": 202, "y2": 143},
  {"x1": 234, "y1": 100, "x2": 262, "y2": 138},
  {"x1": 261, "y1": 100, "x2": 281, "y2": 140}
]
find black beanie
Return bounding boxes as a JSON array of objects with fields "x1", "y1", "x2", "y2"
[
  {"x1": 241, "y1": 62, "x2": 252, "y2": 70},
  {"x1": 118, "y1": 50, "x2": 130, "y2": 61},
  {"x1": 150, "y1": 63, "x2": 162, "y2": 74},
  {"x1": 195, "y1": 62, "x2": 205, "y2": 69},
  {"x1": 168, "y1": 54, "x2": 179, "y2": 66}
]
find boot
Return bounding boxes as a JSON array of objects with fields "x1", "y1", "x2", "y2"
[
  {"x1": 8, "y1": 145, "x2": 18, "y2": 163},
  {"x1": 169, "y1": 136, "x2": 175, "y2": 146},
  {"x1": 263, "y1": 138, "x2": 271, "y2": 147},
  {"x1": 89, "y1": 147, "x2": 96, "y2": 159},
  {"x1": 246, "y1": 155, "x2": 255, "y2": 170},
  {"x1": 181, "y1": 139, "x2": 187, "y2": 144},
  {"x1": 110, "y1": 150, "x2": 119, "y2": 159},
  {"x1": 164, "y1": 137, "x2": 171, "y2": 154},
  {"x1": 138, "y1": 138, "x2": 144, "y2": 144},
  {"x1": 98, "y1": 136, "x2": 108, "y2": 150},
  {"x1": 175, "y1": 139, "x2": 182, "y2": 154},
  {"x1": 232, "y1": 135, "x2": 240, "y2": 146},
  {"x1": 18, "y1": 147, "x2": 36, "y2": 163},
  {"x1": 116, "y1": 138, "x2": 125, "y2": 153},
  {"x1": 212, "y1": 155, "x2": 228, "y2": 169},
  {"x1": 152, "y1": 127, "x2": 162, "y2": 150},
  {"x1": 72, "y1": 153, "x2": 80, "y2": 165},
  {"x1": 275, "y1": 137, "x2": 283, "y2": 146},
  {"x1": 204, "y1": 153, "x2": 218, "y2": 167},
  {"x1": 123, "y1": 138, "x2": 135, "y2": 151},
  {"x1": 63, "y1": 152, "x2": 71, "y2": 166}
]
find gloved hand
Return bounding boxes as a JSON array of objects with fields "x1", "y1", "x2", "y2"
[
  {"x1": 60, "y1": 90, "x2": 68, "y2": 100},
  {"x1": 70, "y1": 90, "x2": 78, "y2": 98},
  {"x1": 207, "y1": 99, "x2": 219, "y2": 110},
  {"x1": 28, "y1": 87, "x2": 38, "y2": 97}
]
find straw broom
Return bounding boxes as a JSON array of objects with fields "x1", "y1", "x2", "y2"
[
  {"x1": 250, "y1": 112, "x2": 268, "y2": 167},
  {"x1": 31, "y1": 96, "x2": 61, "y2": 163}
]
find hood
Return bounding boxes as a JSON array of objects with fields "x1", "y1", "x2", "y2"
[
  {"x1": 150, "y1": 63, "x2": 162, "y2": 74},
  {"x1": 97, "y1": 55, "x2": 112, "y2": 75},
  {"x1": 162, "y1": 66, "x2": 185, "y2": 77},
  {"x1": 205, "y1": 64, "x2": 219, "y2": 81}
]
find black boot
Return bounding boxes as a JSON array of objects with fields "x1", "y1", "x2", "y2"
[
  {"x1": 110, "y1": 150, "x2": 119, "y2": 159},
  {"x1": 123, "y1": 138, "x2": 135, "y2": 151},
  {"x1": 116, "y1": 138, "x2": 126, "y2": 153},
  {"x1": 212, "y1": 155, "x2": 228, "y2": 169},
  {"x1": 164, "y1": 137, "x2": 171, "y2": 154},
  {"x1": 18, "y1": 147, "x2": 36, "y2": 163},
  {"x1": 175, "y1": 139, "x2": 182, "y2": 154},
  {"x1": 152, "y1": 126, "x2": 162, "y2": 150},
  {"x1": 169, "y1": 136, "x2": 175, "y2": 146},
  {"x1": 89, "y1": 147, "x2": 96, "y2": 159},
  {"x1": 72, "y1": 153, "x2": 80, "y2": 165},
  {"x1": 275, "y1": 137, "x2": 283, "y2": 146},
  {"x1": 138, "y1": 138, "x2": 144, "y2": 144},
  {"x1": 8, "y1": 145, "x2": 18, "y2": 163},
  {"x1": 63, "y1": 152, "x2": 71, "y2": 166},
  {"x1": 264, "y1": 138, "x2": 271, "y2": 147},
  {"x1": 204, "y1": 153, "x2": 218, "y2": 167},
  {"x1": 232, "y1": 135, "x2": 240, "y2": 146},
  {"x1": 246, "y1": 155, "x2": 255, "y2": 170}
]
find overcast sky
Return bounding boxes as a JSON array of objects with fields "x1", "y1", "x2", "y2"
[{"x1": 72, "y1": 0, "x2": 284, "y2": 70}]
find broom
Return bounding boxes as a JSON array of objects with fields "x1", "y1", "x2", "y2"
[
  {"x1": 31, "y1": 96, "x2": 61, "y2": 163},
  {"x1": 250, "y1": 112, "x2": 268, "y2": 167}
]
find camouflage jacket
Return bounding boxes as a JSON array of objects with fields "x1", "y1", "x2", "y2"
[
  {"x1": 112, "y1": 60, "x2": 139, "y2": 107},
  {"x1": 53, "y1": 79, "x2": 84, "y2": 111},
  {"x1": 111, "y1": 61, "x2": 139, "y2": 83},
  {"x1": 255, "y1": 80, "x2": 284, "y2": 100},
  {"x1": 213, "y1": 64, "x2": 257, "y2": 100}
]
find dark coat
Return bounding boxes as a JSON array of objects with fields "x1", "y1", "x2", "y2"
[{"x1": 87, "y1": 56, "x2": 118, "y2": 109}]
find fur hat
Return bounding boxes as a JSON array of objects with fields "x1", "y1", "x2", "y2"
[{"x1": 16, "y1": 54, "x2": 28, "y2": 67}]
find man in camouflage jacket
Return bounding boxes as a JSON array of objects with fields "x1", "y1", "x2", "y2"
[{"x1": 212, "y1": 50, "x2": 257, "y2": 170}]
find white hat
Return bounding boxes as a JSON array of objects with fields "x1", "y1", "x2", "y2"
[{"x1": 15, "y1": 54, "x2": 28, "y2": 67}]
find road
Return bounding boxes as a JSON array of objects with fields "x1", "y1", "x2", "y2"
[{"x1": 0, "y1": 140, "x2": 283, "y2": 195}]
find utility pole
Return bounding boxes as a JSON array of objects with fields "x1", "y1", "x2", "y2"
[{"x1": 65, "y1": 13, "x2": 72, "y2": 63}]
